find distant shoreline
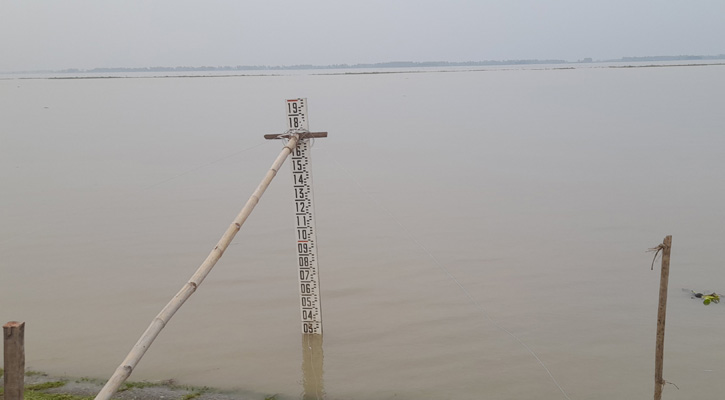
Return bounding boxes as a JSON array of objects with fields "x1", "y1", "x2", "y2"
[
  {"x1": 3, "y1": 54, "x2": 725, "y2": 76},
  {"x1": 1, "y1": 59, "x2": 723, "y2": 81}
]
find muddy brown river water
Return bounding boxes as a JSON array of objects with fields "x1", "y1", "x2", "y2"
[{"x1": 2, "y1": 63, "x2": 725, "y2": 399}]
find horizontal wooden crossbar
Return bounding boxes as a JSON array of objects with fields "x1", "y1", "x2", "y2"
[{"x1": 264, "y1": 132, "x2": 328, "y2": 140}]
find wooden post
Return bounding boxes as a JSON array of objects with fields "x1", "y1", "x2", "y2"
[
  {"x1": 3, "y1": 321, "x2": 26, "y2": 400},
  {"x1": 654, "y1": 235, "x2": 672, "y2": 400},
  {"x1": 301, "y1": 334, "x2": 325, "y2": 400},
  {"x1": 94, "y1": 136, "x2": 300, "y2": 400}
]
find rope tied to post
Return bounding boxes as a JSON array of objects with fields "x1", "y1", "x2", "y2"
[
  {"x1": 648, "y1": 242, "x2": 668, "y2": 270},
  {"x1": 276, "y1": 128, "x2": 317, "y2": 148}
]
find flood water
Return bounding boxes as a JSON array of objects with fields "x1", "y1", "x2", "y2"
[{"x1": 2, "y1": 63, "x2": 725, "y2": 399}]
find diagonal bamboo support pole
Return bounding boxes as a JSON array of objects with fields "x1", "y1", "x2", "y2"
[{"x1": 95, "y1": 135, "x2": 299, "y2": 400}]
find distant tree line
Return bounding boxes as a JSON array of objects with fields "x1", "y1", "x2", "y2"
[
  {"x1": 59, "y1": 60, "x2": 569, "y2": 74},
  {"x1": 618, "y1": 55, "x2": 725, "y2": 62}
]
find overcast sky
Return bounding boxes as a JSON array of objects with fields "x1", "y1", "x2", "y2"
[{"x1": 1, "y1": 0, "x2": 723, "y2": 72}]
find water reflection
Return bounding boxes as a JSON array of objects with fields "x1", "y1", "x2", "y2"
[{"x1": 301, "y1": 334, "x2": 324, "y2": 400}]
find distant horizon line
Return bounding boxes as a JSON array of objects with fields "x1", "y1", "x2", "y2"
[{"x1": 6, "y1": 53, "x2": 725, "y2": 74}]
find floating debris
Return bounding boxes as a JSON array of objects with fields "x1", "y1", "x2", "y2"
[{"x1": 684, "y1": 289, "x2": 721, "y2": 305}]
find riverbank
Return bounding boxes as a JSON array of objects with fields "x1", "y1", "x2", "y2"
[{"x1": 0, "y1": 369, "x2": 279, "y2": 400}]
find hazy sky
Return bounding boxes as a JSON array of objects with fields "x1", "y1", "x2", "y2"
[{"x1": 1, "y1": 0, "x2": 723, "y2": 72}]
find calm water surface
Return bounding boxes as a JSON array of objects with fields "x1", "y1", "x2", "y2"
[{"x1": 2, "y1": 64, "x2": 725, "y2": 399}]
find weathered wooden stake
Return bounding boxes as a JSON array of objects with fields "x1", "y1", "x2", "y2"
[
  {"x1": 3, "y1": 321, "x2": 26, "y2": 400},
  {"x1": 301, "y1": 334, "x2": 325, "y2": 400},
  {"x1": 94, "y1": 136, "x2": 300, "y2": 400},
  {"x1": 654, "y1": 235, "x2": 672, "y2": 400}
]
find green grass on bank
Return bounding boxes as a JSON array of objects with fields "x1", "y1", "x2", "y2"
[
  {"x1": 0, "y1": 370, "x2": 221, "y2": 400},
  {"x1": 23, "y1": 392, "x2": 93, "y2": 400},
  {"x1": 1, "y1": 377, "x2": 92, "y2": 400},
  {"x1": 25, "y1": 384, "x2": 94, "y2": 400},
  {"x1": 0, "y1": 370, "x2": 278, "y2": 400},
  {"x1": 1, "y1": 381, "x2": 94, "y2": 400}
]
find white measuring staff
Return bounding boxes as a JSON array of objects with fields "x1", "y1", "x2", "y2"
[{"x1": 286, "y1": 98, "x2": 323, "y2": 335}]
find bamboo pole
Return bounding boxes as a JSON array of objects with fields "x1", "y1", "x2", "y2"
[
  {"x1": 94, "y1": 136, "x2": 299, "y2": 400},
  {"x1": 654, "y1": 235, "x2": 672, "y2": 400},
  {"x1": 3, "y1": 321, "x2": 26, "y2": 400}
]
